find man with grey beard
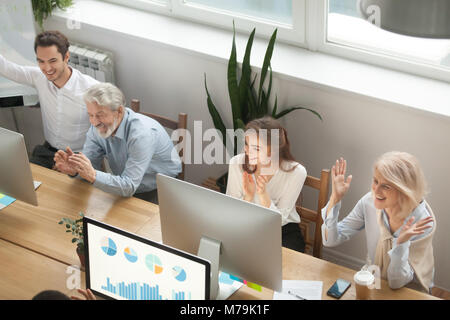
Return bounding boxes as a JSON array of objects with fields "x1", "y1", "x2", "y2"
[{"x1": 54, "y1": 83, "x2": 181, "y2": 203}]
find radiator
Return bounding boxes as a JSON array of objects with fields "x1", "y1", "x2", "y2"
[{"x1": 68, "y1": 43, "x2": 115, "y2": 83}]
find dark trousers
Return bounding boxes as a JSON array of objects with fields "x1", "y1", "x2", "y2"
[
  {"x1": 134, "y1": 189, "x2": 159, "y2": 204},
  {"x1": 282, "y1": 223, "x2": 306, "y2": 253},
  {"x1": 29, "y1": 141, "x2": 57, "y2": 169}
]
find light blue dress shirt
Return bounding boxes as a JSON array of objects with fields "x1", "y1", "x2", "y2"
[
  {"x1": 321, "y1": 192, "x2": 434, "y2": 290},
  {"x1": 82, "y1": 107, "x2": 181, "y2": 197}
]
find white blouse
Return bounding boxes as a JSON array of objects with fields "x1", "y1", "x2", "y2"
[{"x1": 226, "y1": 153, "x2": 307, "y2": 226}]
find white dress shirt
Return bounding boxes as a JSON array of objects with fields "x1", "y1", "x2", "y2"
[
  {"x1": 0, "y1": 54, "x2": 98, "y2": 151},
  {"x1": 226, "y1": 153, "x2": 307, "y2": 226}
]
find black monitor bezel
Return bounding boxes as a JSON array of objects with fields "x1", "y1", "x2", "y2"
[{"x1": 83, "y1": 216, "x2": 211, "y2": 300}]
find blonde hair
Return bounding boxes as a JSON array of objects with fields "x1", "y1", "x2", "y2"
[{"x1": 373, "y1": 151, "x2": 427, "y2": 213}]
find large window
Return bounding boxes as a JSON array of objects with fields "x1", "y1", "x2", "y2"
[
  {"x1": 325, "y1": 0, "x2": 450, "y2": 80},
  {"x1": 104, "y1": 0, "x2": 306, "y2": 44},
  {"x1": 170, "y1": 0, "x2": 306, "y2": 44},
  {"x1": 103, "y1": 0, "x2": 450, "y2": 82}
]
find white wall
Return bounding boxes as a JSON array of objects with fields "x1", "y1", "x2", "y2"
[{"x1": 6, "y1": 16, "x2": 448, "y2": 290}]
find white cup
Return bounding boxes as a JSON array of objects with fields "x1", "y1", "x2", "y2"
[{"x1": 354, "y1": 270, "x2": 375, "y2": 300}]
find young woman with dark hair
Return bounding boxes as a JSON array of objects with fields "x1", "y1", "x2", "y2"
[{"x1": 226, "y1": 116, "x2": 307, "y2": 253}]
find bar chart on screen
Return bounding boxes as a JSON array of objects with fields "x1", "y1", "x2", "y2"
[
  {"x1": 87, "y1": 223, "x2": 207, "y2": 300},
  {"x1": 101, "y1": 277, "x2": 192, "y2": 300}
]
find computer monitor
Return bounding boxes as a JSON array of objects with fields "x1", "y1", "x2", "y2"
[
  {"x1": 156, "y1": 173, "x2": 282, "y2": 300},
  {"x1": 83, "y1": 217, "x2": 211, "y2": 300},
  {"x1": 0, "y1": 127, "x2": 37, "y2": 206}
]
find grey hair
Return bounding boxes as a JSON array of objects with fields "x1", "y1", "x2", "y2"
[{"x1": 83, "y1": 82, "x2": 126, "y2": 111}]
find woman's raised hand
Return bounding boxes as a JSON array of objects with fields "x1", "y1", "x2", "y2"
[
  {"x1": 330, "y1": 157, "x2": 353, "y2": 205},
  {"x1": 397, "y1": 216, "x2": 434, "y2": 245}
]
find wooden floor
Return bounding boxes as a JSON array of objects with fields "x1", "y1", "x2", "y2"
[{"x1": 432, "y1": 287, "x2": 450, "y2": 300}]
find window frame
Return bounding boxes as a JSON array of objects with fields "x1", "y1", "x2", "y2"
[
  {"x1": 102, "y1": 0, "x2": 170, "y2": 15},
  {"x1": 170, "y1": 0, "x2": 306, "y2": 46},
  {"x1": 312, "y1": 0, "x2": 450, "y2": 83},
  {"x1": 102, "y1": 0, "x2": 306, "y2": 45},
  {"x1": 101, "y1": 0, "x2": 450, "y2": 83}
]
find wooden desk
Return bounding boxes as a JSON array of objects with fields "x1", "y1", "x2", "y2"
[
  {"x1": 0, "y1": 165, "x2": 438, "y2": 300},
  {"x1": 136, "y1": 213, "x2": 438, "y2": 300},
  {"x1": 0, "y1": 239, "x2": 85, "y2": 300},
  {"x1": 0, "y1": 164, "x2": 158, "y2": 266}
]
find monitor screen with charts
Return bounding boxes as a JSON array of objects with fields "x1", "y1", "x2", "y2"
[{"x1": 83, "y1": 217, "x2": 211, "y2": 300}]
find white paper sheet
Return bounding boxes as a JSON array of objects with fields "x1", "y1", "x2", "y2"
[
  {"x1": 34, "y1": 181, "x2": 41, "y2": 190},
  {"x1": 216, "y1": 271, "x2": 243, "y2": 300},
  {"x1": 273, "y1": 280, "x2": 323, "y2": 300}
]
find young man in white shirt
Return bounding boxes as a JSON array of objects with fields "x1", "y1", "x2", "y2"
[{"x1": 0, "y1": 30, "x2": 99, "y2": 168}]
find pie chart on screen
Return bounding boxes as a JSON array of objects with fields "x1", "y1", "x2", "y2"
[
  {"x1": 172, "y1": 266, "x2": 187, "y2": 282},
  {"x1": 100, "y1": 237, "x2": 117, "y2": 256},
  {"x1": 145, "y1": 254, "x2": 163, "y2": 274},
  {"x1": 124, "y1": 247, "x2": 138, "y2": 263}
]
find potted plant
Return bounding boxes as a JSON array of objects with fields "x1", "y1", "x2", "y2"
[
  {"x1": 204, "y1": 22, "x2": 322, "y2": 192},
  {"x1": 32, "y1": 0, "x2": 74, "y2": 30},
  {"x1": 58, "y1": 212, "x2": 85, "y2": 268}
]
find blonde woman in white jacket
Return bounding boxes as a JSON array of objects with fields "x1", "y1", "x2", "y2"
[{"x1": 322, "y1": 152, "x2": 435, "y2": 292}]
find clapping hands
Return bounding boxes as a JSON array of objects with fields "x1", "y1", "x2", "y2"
[
  {"x1": 54, "y1": 147, "x2": 77, "y2": 176},
  {"x1": 54, "y1": 147, "x2": 96, "y2": 183},
  {"x1": 242, "y1": 171, "x2": 271, "y2": 207}
]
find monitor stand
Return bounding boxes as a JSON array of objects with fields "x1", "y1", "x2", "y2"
[{"x1": 197, "y1": 236, "x2": 221, "y2": 300}]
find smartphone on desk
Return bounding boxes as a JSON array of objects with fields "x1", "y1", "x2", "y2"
[{"x1": 326, "y1": 279, "x2": 351, "y2": 299}]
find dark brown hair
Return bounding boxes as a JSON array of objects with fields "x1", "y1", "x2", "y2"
[
  {"x1": 34, "y1": 31, "x2": 70, "y2": 59},
  {"x1": 242, "y1": 116, "x2": 298, "y2": 174}
]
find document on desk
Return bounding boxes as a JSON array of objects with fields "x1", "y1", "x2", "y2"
[
  {"x1": 273, "y1": 280, "x2": 323, "y2": 300},
  {"x1": 217, "y1": 271, "x2": 244, "y2": 300},
  {"x1": 34, "y1": 181, "x2": 42, "y2": 190},
  {"x1": 0, "y1": 193, "x2": 16, "y2": 210},
  {"x1": 0, "y1": 181, "x2": 41, "y2": 210}
]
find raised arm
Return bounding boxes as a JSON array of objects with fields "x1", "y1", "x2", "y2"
[
  {"x1": 0, "y1": 53, "x2": 39, "y2": 87},
  {"x1": 323, "y1": 158, "x2": 353, "y2": 240},
  {"x1": 321, "y1": 158, "x2": 367, "y2": 246},
  {"x1": 326, "y1": 158, "x2": 353, "y2": 217}
]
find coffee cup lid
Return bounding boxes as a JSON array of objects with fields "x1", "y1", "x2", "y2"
[{"x1": 354, "y1": 270, "x2": 375, "y2": 286}]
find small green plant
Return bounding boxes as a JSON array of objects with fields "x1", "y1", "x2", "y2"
[
  {"x1": 59, "y1": 211, "x2": 84, "y2": 253},
  {"x1": 32, "y1": 0, "x2": 73, "y2": 30}
]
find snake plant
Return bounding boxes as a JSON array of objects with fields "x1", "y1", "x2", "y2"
[
  {"x1": 205, "y1": 22, "x2": 322, "y2": 155},
  {"x1": 32, "y1": 0, "x2": 73, "y2": 30}
]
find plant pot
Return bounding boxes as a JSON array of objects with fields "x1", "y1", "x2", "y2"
[
  {"x1": 215, "y1": 172, "x2": 228, "y2": 194},
  {"x1": 76, "y1": 246, "x2": 85, "y2": 270}
]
